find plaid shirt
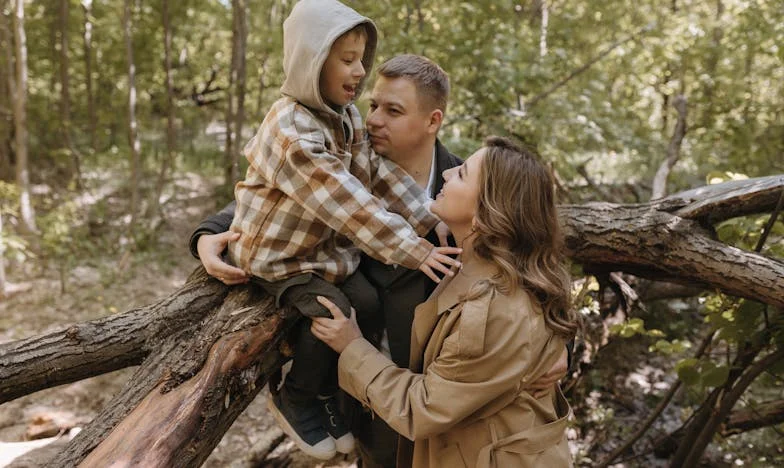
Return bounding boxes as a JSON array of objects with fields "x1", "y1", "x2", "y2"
[{"x1": 229, "y1": 97, "x2": 438, "y2": 283}]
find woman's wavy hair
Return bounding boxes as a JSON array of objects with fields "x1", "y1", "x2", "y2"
[{"x1": 464, "y1": 136, "x2": 577, "y2": 339}]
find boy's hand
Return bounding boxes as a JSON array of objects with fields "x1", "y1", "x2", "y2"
[
  {"x1": 197, "y1": 232, "x2": 249, "y2": 285},
  {"x1": 435, "y1": 221, "x2": 451, "y2": 247},
  {"x1": 419, "y1": 246, "x2": 462, "y2": 283}
]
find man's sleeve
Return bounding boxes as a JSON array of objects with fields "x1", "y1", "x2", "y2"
[
  {"x1": 188, "y1": 201, "x2": 236, "y2": 259},
  {"x1": 368, "y1": 150, "x2": 439, "y2": 237},
  {"x1": 261, "y1": 137, "x2": 433, "y2": 270}
]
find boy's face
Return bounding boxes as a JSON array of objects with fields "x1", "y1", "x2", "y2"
[{"x1": 319, "y1": 31, "x2": 367, "y2": 108}]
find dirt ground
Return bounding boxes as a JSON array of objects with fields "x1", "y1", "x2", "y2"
[{"x1": 0, "y1": 172, "x2": 356, "y2": 468}]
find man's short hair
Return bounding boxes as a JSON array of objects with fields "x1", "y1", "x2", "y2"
[{"x1": 376, "y1": 54, "x2": 450, "y2": 115}]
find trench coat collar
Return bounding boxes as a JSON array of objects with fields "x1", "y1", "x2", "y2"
[{"x1": 410, "y1": 259, "x2": 499, "y2": 371}]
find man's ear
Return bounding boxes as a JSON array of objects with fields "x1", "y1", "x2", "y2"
[{"x1": 427, "y1": 109, "x2": 444, "y2": 134}]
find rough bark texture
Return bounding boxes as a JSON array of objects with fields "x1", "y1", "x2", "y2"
[
  {"x1": 722, "y1": 399, "x2": 784, "y2": 435},
  {"x1": 0, "y1": 176, "x2": 781, "y2": 467}
]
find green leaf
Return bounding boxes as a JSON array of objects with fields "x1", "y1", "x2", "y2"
[{"x1": 701, "y1": 364, "x2": 730, "y2": 388}]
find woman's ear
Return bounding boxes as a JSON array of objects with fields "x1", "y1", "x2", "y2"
[{"x1": 471, "y1": 216, "x2": 478, "y2": 232}]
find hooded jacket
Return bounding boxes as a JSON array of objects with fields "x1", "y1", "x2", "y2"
[{"x1": 229, "y1": 0, "x2": 438, "y2": 283}]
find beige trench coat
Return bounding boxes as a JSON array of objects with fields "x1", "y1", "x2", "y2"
[{"x1": 338, "y1": 260, "x2": 573, "y2": 468}]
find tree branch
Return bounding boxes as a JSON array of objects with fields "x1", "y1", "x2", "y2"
[{"x1": 526, "y1": 23, "x2": 654, "y2": 108}]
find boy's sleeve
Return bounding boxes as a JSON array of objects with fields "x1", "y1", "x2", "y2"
[
  {"x1": 368, "y1": 149, "x2": 439, "y2": 237},
  {"x1": 251, "y1": 135, "x2": 434, "y2": 270}
]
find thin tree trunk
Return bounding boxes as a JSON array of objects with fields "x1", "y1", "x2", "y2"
[
  {"x1": 539, "y1": 0, "x2": 548, "y2": 58},
  {"x1": 679, "y1": 348, "x2": 784, "y2": 467},
  {"x1": 82, "y1": 0, "x2": 97, "y2": 153},
  {"x1": 651, "y1": 94, "x2": 688, "y2": 199},
  {"x1": 224, "y1": 0, "x2": 245, "y2": 186},
  {"x1": 0, "y1": 207, "x2": 6, "y2": 298},
  {"x1": 0, "y1": 5, "x2": 12, "y2": 180},
  {"x1": 234, "y1": 0, "x2": 248, "y2": 172},
  {"x1": 11, "y1": 0, "x2": 37, "y2": 233},
  {"x1": 123, "y1": 0, "x2": 140, "y2": 228},
  {"x1": 153, "y1": 0, "x2": 176, "y2": 217},
  {"x1": 59, "y1": 0, "x2": 83, "y2": 188}
]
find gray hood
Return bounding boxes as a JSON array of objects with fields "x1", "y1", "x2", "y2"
[{"x1": 281, "y1": 0, "x2": 378, "y2": 115}]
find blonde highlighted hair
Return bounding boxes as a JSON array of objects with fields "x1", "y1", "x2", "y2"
[{"x1": 465, "y1": 136, "x2": 577, "y2": 339}]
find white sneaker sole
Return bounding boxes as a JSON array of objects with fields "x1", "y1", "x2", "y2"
[
  {"x1": 333, "y1": 432, "x2": 355, "y2": 454},
  {"x1": 266, "y1": 396, "x2": 336, "y2": 460}
]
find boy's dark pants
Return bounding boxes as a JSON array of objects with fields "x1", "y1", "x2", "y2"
[{"x1": 256, "y1": 271, "x2": 380, "y2": 404}]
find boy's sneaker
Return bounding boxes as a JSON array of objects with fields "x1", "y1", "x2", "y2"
[
  {"x1": 319, "y1": 394, "x2": 355, "y2": 454},
  {"x1": 267, "y1": 391, "x2": 336, "y2": 460}
]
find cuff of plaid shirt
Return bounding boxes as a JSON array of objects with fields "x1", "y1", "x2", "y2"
[{"x1": 393, "y1": 236, "x2": 434, "y2": 271}]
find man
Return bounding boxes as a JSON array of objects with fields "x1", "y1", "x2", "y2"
[{"x1": 190, "y1": 54, "x2": 566, "y2": 468}]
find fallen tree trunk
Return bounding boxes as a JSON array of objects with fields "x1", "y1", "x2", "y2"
[
  {"x1": 0, "y1": 176, "x2": 781, "y2": 467},
  {"x1": 721, "y1": 399, "x2": 784, "y2": 436}
]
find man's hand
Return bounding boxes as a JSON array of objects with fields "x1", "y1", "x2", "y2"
[
  {"x1": 196, "y1": 232, "x2": 249, "y2": 285},
  {"x1": 311, "y1": 296, "x2": 363, "y2": 353},
  {"x1": 527, "y1": 347, "x2": 569, "y2": 398},
  {"x1": 418, "y1": 246, "x2": 462, "y2": 283}
]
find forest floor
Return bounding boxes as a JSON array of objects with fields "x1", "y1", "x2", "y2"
[{"x1": 0, "y1": 170, "x2": 780, "y2": 467}]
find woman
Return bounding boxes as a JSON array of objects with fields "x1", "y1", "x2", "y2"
[{"x1": 312, "y1": 136, "x2": 577, "y2": 467}]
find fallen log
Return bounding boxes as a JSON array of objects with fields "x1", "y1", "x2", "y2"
[{"x1": 0, "y1": 176, "x2": 781, "y2": 467}]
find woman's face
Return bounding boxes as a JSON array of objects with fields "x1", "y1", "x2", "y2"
[{"x1": 431, "y1": 148, "x2": 485, "y2": 230}]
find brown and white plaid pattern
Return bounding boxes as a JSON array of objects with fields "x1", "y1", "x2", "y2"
[{"x1": 229, "y1": 97, "x2": 438, "y2": 283}]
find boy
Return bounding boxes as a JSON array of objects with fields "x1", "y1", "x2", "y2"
[{"x1": 228, "y1": 0, "x2": 460, "y2": 460}]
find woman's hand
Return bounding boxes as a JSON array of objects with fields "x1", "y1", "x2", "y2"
[
  {"x1": 196, "y1": 232, "x2": 249, "y2": 285},
  {"x1": 311, "y1": 296, "x2": 363, "y2": 353}
]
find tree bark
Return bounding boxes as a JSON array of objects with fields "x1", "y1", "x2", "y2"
[
  {"x1": 224, "y1": 0, "x2": 248, "y2": 187},
  {"x1": 152, "y1": 0, "x2": 176, "y2": 217},
  {"x1": 11, "y1": 0, "x2": 37, "y2": 233},
  {"x1": 0, "y1": 4, "x2": 13, "y2": 181},
  {"x1": 651, "y1": 94, "x2": 687, "y2": 199},
  {"x1": 721, "y1": 399, "x2": 784, "y2": 436},
  {"x1": 59, "y1": 0, "x2": 83, "y2": 187},
  {"x1": 123, "y1": 0, "x2": 141, "y2": 228},
  {"x1": 0, "y1": 176, "x2": 781, "y2": 466},
  {"x1": 82, "y1": 0, "x2": 96, "y2": 153}
]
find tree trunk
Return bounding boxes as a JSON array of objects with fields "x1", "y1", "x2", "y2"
[
  {"x1": 123, "y1": 0, "x2": 141, "y2": 228},
  {"x1": 0, "y1": 207, "x2": 6, "y2": 298},
  {"x1": 152, "y1": 0, "x2": 176, "y2": 217},
  {"x1": 233, "y1": 0, "x2": 247, "y2": 178},
  {"x1": 651, "y1": 94, "x2": 687, "y2": 199},
  {"x1": 82, "y1": 0, "x2": 96, "y2": 153},
  {"x1": 0, "y1": 176, "x2": 782, "y2": 466},
  {"x1": 0, "y1": 4, "x2": 13, "y2": 181},
  {"x1": 224, "y1": 0, "x2": 247, "y2": 187},
  {"x1": 11, "y1": 0, "x2": 36, "y2": 234},
  {"x1": 722, "y1": 399, "x2": 784, "y2": 436},
  {"x1": 59, "y1": 0, "x2": 83, "y2": 188}
]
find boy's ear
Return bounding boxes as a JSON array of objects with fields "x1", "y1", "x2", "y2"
[{"x1": 427, "y1": 109, "x2": 444, "y2": 134}]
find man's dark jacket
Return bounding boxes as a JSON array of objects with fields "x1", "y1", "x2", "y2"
[{"x1": 188, "y1": 139, "x2": 462, "y2": 368}]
